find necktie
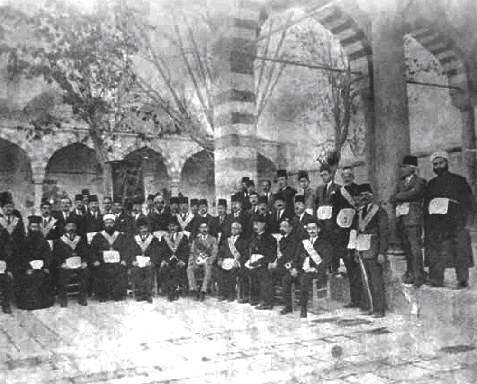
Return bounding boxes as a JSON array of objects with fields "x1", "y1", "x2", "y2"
[
  {"x1": 323, "y1": 185, "x2": 328, "y2": 199},
  {"x1": 7, "y1": 215, "x2": 11, "y2": 225},
  {"x1": 277, "y1": 211, "x2": 280, "y2": 221},
  {"x1": 44, "y1": 218, "x2": 48, "y2": 227},
  {"x1": 363, "y1": 206, "x2": 368, "y2": 217}
]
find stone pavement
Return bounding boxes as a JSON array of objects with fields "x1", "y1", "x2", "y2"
[{"x1": 2, "y1": 294, "x2": 477, "y2": 384}]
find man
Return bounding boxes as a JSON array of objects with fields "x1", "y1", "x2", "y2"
[
  {"x1": 248, "y1": 191, "x2": 260, "y2": 215},
  {"x1": 390, "y1": 155, "x2": 427, "y2": 287},
  {"x1": 56, "y1": 196, "x2": 73, "y2": 231},
  {"x1": 424, "y1": 151, "x2": 474, "y2": 289},
  {"x1": 217, "y1": 221, "x2": 249, "y2": 302},
  {"x1": 254, "y1": 195, "x2": 274, "y2": 232},
  {"x1": 193, "y1": 199, "x2": 215, "y2": 237},
  {"x1": 269, "y1": 218, "x2": 299, "y2": 287},
  {"x1": 90, "y1": 214, "x2": 130, "y2": 302},
  {"x1": 348, "y1": 184, "x2": 389, "y2": 318},
  {"x1": 276, "y1": 169, "x2": 297, "y2": 214},
  {"x1": 158, "y1": 216, "x2": 189, "y2": 301},
  {"x1": 231, "y1": 192, "x2": 252, "y2": 238},
  {"x1": 270, "y1": 192, "x2": 293, "y2": 234},
  {"x1": 240, "y1": 177, "x2": 251, "y2": 209},
  {"x1": 335, "y1": 183, "x2": 363, "y2": 309},
  {"x1": 131, "y1": 197, "x2": 147, "y2": 235},
  {"x1": 291, "y1": 195, "x2": 315, "y2": 241},
  {"x1": 53, "y1": 217, "x2": 89, "y2": 307},
  {"x1": 246, "y1": 215, "x2": 277, "y2": 310},
  {"x1": 169, "y1": 197, "x2": 180, "y2": 215},
  {"x1": 144, "y1": 194, "x2": 156, "y2": 216},
  {"x1": 260, "y1": 179, "x2": 275, "y2": 212},
  {"x1": 129, "y1": 216, "x2": 161, "y2": 303},
  {"x1": 85, "y1": 195, "x2": 103, "y2": 234},
  {"x1": 40, "y1": 198, "x2": 61, "y2": 241},
  {"x1": 341, "y1": 167, "x2": 358, "y2": 188},
  {"x1": 281, "y1": 218, "x2": 333, "y2": 318},
  {"x1": 81, "y1": 189, "x2": 90, "y2": 209},
  {"x1": 190, "y1": 199, "x2": 200, "y2": 217},
  {"x1": 103, "y1": 196, "x2": 113, "y2": 215},
  {"x1": 212, "y1": 199, "x2": 233, "y2": 246},
  {"x1": 16, "y1": 215, "x2": 55, "y2": 310},
  {"x1": 148, "y1": 194, "x2": 171, "y2": 232},
  {"x1": 0, "y1": 228, "x2": 14, "y2": 314},
  {"x1": 113, "y1": 197, "x2": 133, "y2": 235},
  {"x1": 315, "y1": 163, "x2": 341, "y2": 274},
  {"x1": 187, "y1": 220, "x2": 218, "y2": 301},
  {"x1": 177, "y1": 196, "x2": 195, "y2": 236},
  {"x1": 71, "y1": 194, "x2": 87, "y2": 236},
  {"x1": 296, "y1": 170, "x2": 315, "y2": 215}
]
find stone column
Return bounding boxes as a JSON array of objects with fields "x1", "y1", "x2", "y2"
[
  {"x1": 371, "y1": 5, "x2": 410, "y2": 254},
  {"x1": 170, "y1": 173, "x2": 181, "y2": 197},
  {"x1": 460, "y1": 106, "x2": 476, "y2": 189},
  {"x1": 32, "y1": 172, "x2": 45, "y2": 215},
  {"x1": 211, "y1": 4, "x2": 260, "y2": 200}
]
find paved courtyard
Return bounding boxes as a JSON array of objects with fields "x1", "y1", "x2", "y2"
[{"x1": 2, "y1": 293, "x2": 477, "y2": 384}]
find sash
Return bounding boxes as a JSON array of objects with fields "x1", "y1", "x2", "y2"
[
  {"x1": 302, "y1": 239, "x2": 322, "y2": 266},
  {"x1": 0, "y1": 215, "x2": 19, "y2": 235},
  {"x1": 87, "y1": 232, "x2": 97, "y2": 245},
  {"x1": 100, "y1": 230, "x2": 120, "y2": 249},
  {"x1": 176, "y1": 213, "x2": 194, "y2": 230},
  {"x1": 302, "y1": 257, "x2": 317, "y2": 273},
  {"x1": 0, "y1": 260, "x2": 6, "y2": 273},
  {"x1": 358, "y1": 204, "x2": 379, "y2": 233},
  {"x1": 134, "y1": 234, "x2": 154, "y2": 255},
  {"x1": 41, "y1": 217, "x2": 57, "y2": 237},
  {"x1": 228, "y1": 237, "x2": 242, "y2": 261},
  {"x1": 164, "y1": 232, "x2": 184, "y2": 254},
  {"x1": 60, "y1": 235, "x2": 81, "y2": 250},
  {"x1": 340, "y1": 187, "x2": 355, "y2": 207}
]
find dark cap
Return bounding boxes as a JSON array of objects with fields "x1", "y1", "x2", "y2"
[
  {"x1": 231, "y1": 193, "x2": 243, "y2": 203},
  {"x1": 294, "y1": 194, "x2": 305, "y2": 204},
  {"x1": 276, "y1": 169, "x2": 287, "y2": 179},
  {"x1": 89, "y1": 195, "x2": 99, "y2": 202},
  {"x1": 344, "y1": 184, "x2": 360, "y2": 197},
  {"x1": 358, "y1": 183, "x2": 373, "y2": 194},
  {"x1": 178, "y1": 196, "x2": 189, "y2": 205},
  {"x1": 75, "y1": 194, "x2": 83, "y2": 201},
  {"x1": 241, "y1": 176, "x2": 250, "y2": 183},
  {"x1": 64, "y1": 217, "x2": 77, "y2": 226},
  {"x1": 133, "y1": 196, "x2": 145, "y2": 205},
  {"x1": 41, "y1": 198, "x2": 52, "y2": 206},
  {"x1": 252, "y1": 214, "x2": 267, "y2": 223},
  {"x1": 402, "y1": 155, "x2": 418, "y2": 167},
  {"x1": 28, "y1": 215, "x2": 42, "y2": 224},
  {"x1": 113, "y1": 196, "x2": 122, "y2": 204},
  {"x1": 297, "y1": 170, "x2": 309, "y2": 181},
  {"x1": 217, "y1": 198, "x2": 227, "y2": 207},
  {"x1": 81, "y1": 189, "x2": 90, "y2": 196},
  {"x1": 0, "y1": 191, "x2": 13, "y2": 206},
  {"x1": 258, "y1": 195, "x2": 268, "y2": 205},
  {"x1": 199, "y1": 199, "x2": 208, "y2": 206},
  {"x1": 249, "y1": 191, "x2": 258, "y2": 197},
  {"x1": 190, "y1": 198, "x2": 199, "y2": 206},
  {"x1": 136, "y1": 216, "x2": 149, "y2": 228},
  {"x1": 147, "y1": 194, "x2": 156, "y2": 201},
  {"x1": 169, "y1": 197, "x2": 180, "y2": 205},
  {"x1": 246, "y1": 180, "x2": 255, "y2": 187},
  {"x1": 274, "y1": 191, "x2": 285, "y2": 202},
  {"x1": 168, "y1": 215, "x2": 180, "y2": 226}
]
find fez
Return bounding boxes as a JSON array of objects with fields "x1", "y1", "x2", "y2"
[
  {"x1": 178, "y1": 196, "x2": 189, "y2": 205},
  {"x1": 249, "y1": 191, "x2": 258, "y2": 197},
  {"x1": 64, "y1": 217, "x2": 77, "y2": 226},
  {"x1": 198, "y1": 199, "x2": 208, "y2": 206},
  {"x1": 41, "y1": 198, "x2": 52, "y2": 206},
  {"x1": 297, "y1": 170, "x2": 309, "y2": 181},
  {"x1": 147, "y1": 194, "x2": 156, "y2": 201},
  {"x1": 276, "y1": 169, "x2": 287, "y2": 179},
  {"x1": 81, "y1": 189, "x2": 90, "y2": 196},
  {"x1": 231, "y1": 193, "x2": 243, "y2": 203},
  {"x1": 274, "y1": 191, "x2": 285, "y2": 202},
  {"x1": 253, "y1": 215, "x2": 267, "y2": 223},
  {"x1": 28, "y1": 215, "x2": 42, "y2": 224},
  {"x1": 402, "y1": 155, "x2": 418, "y2": 167},
  {"x1": 257, "y1": 195, "x2": 268, "y2": 205},
  {"x1": 113, "y1": 196, "x2": 122, "y2": 204},
  {"x1": 75, "y1": 194, "x2": 83, "y2": 201},
  {"x1": 190, "y1": 198, "x2": 199, "y2": 207},
  {"x1": 132, "y1": 196, "x2": 145, "y2": 205},
  {"x1": 294, "y1": 194, "x2": 305, "y2": 204},
  {"x1": 247, "y1": 180, "x2": 255, "y2": 187},
  {"x1": 0, "y1": 191, "x2": 13, "y2": 206},
  {"x1": 136, "y1": 216, "x2": 149, "y2": 228},
  {"x1": 359, "y1": 183, "x2": 373, "y2": 194},
  {"x1": 344, "y1": 184, "x2": 360, "y2": 197},
  {"x1": 217, "y1": 198, "x2": 227, "y2": 207},
  {"x1": 241, "y1": 176, "x2": 250, "y2": 183},
  {"x1": 89, "y1": 195, "x2": 99, "y2": 202},
  {"x1": 169, "y1": 197, "x2": 180, "y2": 205}
]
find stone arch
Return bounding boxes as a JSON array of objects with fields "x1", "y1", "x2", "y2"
[
  {"x1": 45, "y1": 143, "x2": 103, "y2": 203},
  {"x1": 257, "y1": 152, "x2": 277, "y2": 187},
  {"x1": 124, "y1": 147, "x2": 171, "y2": 199},
  {"x1": 0, "y1": 127, "x2": 32, "y2": 157},
  {"x1": 0, "y1": 137, "x2": 35, "y2": 214},
  {"x1": 180, "y1": 150, "x2": 215, "y2": 205}
]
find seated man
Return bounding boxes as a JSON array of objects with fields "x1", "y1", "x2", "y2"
[
  {"x1": 217, "y1": 221, "x2": 249, "y2": 302},
  {"x1": 16, "y1": 215, "x2": 55, "y2": 310},
  {"x1": 129, "y1": 217, "x2": 161, "y2": 303},
  {"x1": 90, "y1": 214, "x2": 130, "y2": 302},
  {"x1": 281, "y1": 218, "x2": 333, "y2": 318},
  {"x1": 53, "y1": 217, "x2": 89, "y2": 307},
  {"x1": 0, "y1": 228, "x2": 13, "y2": 314},
  {"x1": 158, "y1": 216, "x2": 189, "y2": 301},
  {"x1": 187, "y1": 219, "x2": 218, "y2": 302}
]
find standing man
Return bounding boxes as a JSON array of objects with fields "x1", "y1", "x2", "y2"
[
  {"x1": 248, "y1": 191, "x2": 260, "y2": 215},
  {"x1": 85, "y1": 195, "x2": 103, "y2": 234},
  {"x1": 246, "y1": 215, "x2": 277, "y2": 310},
  {"x1": 90, "y1": 214, "x2": 130, "y2": 302},
  {"x1": 341, "y1": 167, "x2": 358, "y2": 188},
  {"x1": 187, "y1": 220, "x2": 218, "y2": 301},
  {"x1": 129, "y1": 216, "x2": 161, "y2": 303},
  {"x1": 349, "y1": 184, "x2": 389, "y2": 318},
  {"x1": 193, "y1": 199, "x2": 215, "y2": 237},
  {"x1": 158, "y1": 216, "x2": 189, "y2": 301},
  {"x1": 390, "y1": 155, "x2": 427, "y2": 287},
  {"x1": 296, "y1": 170, "x2": 315, "y2": 215},
  {"x1": 217, "y1": 221, "x2": 249, "y2": 302},
  {"x1": 231, "y1": 193, "x2": 252, "y2": 239},
  {"x1": 53, "y1": 217, "x2": 89, "y2": 307},
  {"x1": 212, "y1": 199, "x2": 233, "y2": 246},
  {"x1": 0, "y1": 229, "x2": 14, "y2": 314},
  {"x1": 113, "y1": 197, "x2": 133, "y2": 235},
  {"x1": 103, "y1": 196, "x2": 113, "y2": 215},
  {"x1": 144, "y1": 194, "x2": 156, "y2": 216},
  {"x1": 148, "y1": 194, "x2": 171, "y2": 232},
  {"x1": 281, "y1": 218, "x2": 333, "y2": 318},
  {"x1": 40, "y1": 199, "x2": 61, "y2": 242},
  {"x1": 177, "y1": 196, "x2": 195, "y2": 236},
  {"x1": 260, "y1": 179, "x2": 274, "y2": 212},
  {"x1": 190, "y1": 199, "x2": 200, "y2": 217},
  {"x1": 424, "y1": 151, "x2": 474, "y2": 288},
  {"x1": 276, "y1": 169, "x2": 297, "y2": 214},
  {"x1": 71, "y1": 194, "x2": 87, "y2": 236},
  {"x1": 270, "y1": 192, "x2": 293, "y2": 234},
  {"x1": 169, "y1": 197, "x2": 180, "y2": 215},
  {"x1": 291, "y1": 195, "x2": 315, "y2": 241}
]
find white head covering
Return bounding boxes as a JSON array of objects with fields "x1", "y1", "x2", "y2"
[
  {"x1": 430, "y1": 150, "x2": 449, "y2": 163},
  {"x1": 153, "y1": 194, "x2": 163, "y2": 203},
  {"x1": 103, "y1": 213, "x2": 116, "y2": 222}
]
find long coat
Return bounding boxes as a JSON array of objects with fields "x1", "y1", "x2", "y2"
[{"x1": 392, "y1": 175, "x2": 426, "y2": 227}]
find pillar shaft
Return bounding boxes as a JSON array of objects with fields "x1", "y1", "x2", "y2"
[
  {"x1": 212, "y1": 6, "x2": 259, "y2": 200},
  {"x1": 461, "y1": 106, "x2": 476, "y2": 189},
  {"x1": 371, "y1": 9, "x2": 410, "y2": 253},
  {"x1": 32, "y1": 173, "x2": 45, "y2": 215}
]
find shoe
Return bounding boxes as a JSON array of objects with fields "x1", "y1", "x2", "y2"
[
  {"x1": 256, "y1": 304, "x2": 273, "y2": 310},
  {"x1": 199, "y1": 292, "x2": 206, "y2": 302},
  {"x1": 189, "y1": 290, "x2": 197, "y2": 298},
  {"x1": 2, "y1": 306, "x2": 12, "y2": 314},
  {"x1": 238, "y1": 298, "x2": 249, "y2": 304},
  {"x1": 344, "y1": 303, "x2": 359, "y2": 309},
  {"x1": 167, "y1": 293, "x2": 174, "y2": 302},
  {"x1": 60, "y1": 298, "x2": 67, "y2": 308},
  {"x1": 146, "y1": 297, "x2": 153, "y2": 303},
  {"x1": 300, "y1": 309, "x2": 307, "y2": 318},
  {"x1": 280, "y1": 307, "x2": 292, "y2": 315},
  {"x1": 372, "y1": 311, "x2": 385, "y2": 318},
  {"x1": 78, "y1": 299, "x2": 87, "y2": 306}
]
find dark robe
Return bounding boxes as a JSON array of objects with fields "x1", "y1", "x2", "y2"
[
  {"x1": 157, "y1": 232, "x2": 189, "y2": 294},
  {"x1": 0, "y1": 229, "x2": 14, "y2": 309},
  {"x1": 16, "y1": 231, "x2": 55, "y2": 310},
  {"x1": 0, "y1": 210, "x2": 25, "y2": 276}
]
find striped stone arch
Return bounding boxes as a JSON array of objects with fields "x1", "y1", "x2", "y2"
[
  {"x1": 0, "y1": 128, "x2": 32, "y2": 161},
  {"x1": 405, "y1": 19, "x2": 471, "y2": 107}
]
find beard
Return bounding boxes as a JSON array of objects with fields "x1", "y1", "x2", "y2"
[{"x1": 104, "y1": 227, "x2": 115, "y2": 234}]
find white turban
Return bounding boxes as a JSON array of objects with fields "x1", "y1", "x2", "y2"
[
  {"x1": 103, "y1": 213, "x2": 116, "y2": 222},
  {"x1": 153, "y1": 194, "x2": 163, "y2": 202},
  {"x1": 430, "y1": 150, "x2": 449, "y2": 163}
]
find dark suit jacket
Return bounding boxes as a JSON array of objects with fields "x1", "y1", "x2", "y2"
[
  {"x1": 291, "y1": 212, "x2": 315, "y2": 240},
  {"x1": 218, "y1": 235, "x2": 250, "y2": 267},
  {"x1": 189, "y1": 234, "x2": 218, "y2": 265},
  {"x1": 161, "y1": 232, "x2": 190, "y2": 264},
  {"x1": 249, "y1": 232, "x2": 277, "y2": 268},
  {"x1": 269, "y1": 208, "x2": 294, "y2": 234},
  {"x1": 353, "y1": 204, "x2": 390, "y2": 257},
  {"x1": 85, "y1": 211, "x2": 103, "y2": 233},
  {"x1": 315, "y1": 182, "x2": 341, "y2": 235},
  {"x1": 392, "y1": 175, "x2": 426, "y2": 227},
  {"x1": 293, "y1": 237, "x2": 333, "y2": 272},
  {"x1": 231, "y1": 210, "x2": 252, "y2": 239},
  {"x1": 211, "y1": 213, "x2": 234, "y2": 245},
  {"x1": 277, "y1": 233, "x2": 299, "y2": 269}
]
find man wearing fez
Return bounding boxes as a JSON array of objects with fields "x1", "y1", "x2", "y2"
[
  {"x1": 254, "y1": 195, "x2": 274, "y2": 231},
  {"x1": 0, "y1": 228, "x2": 14, "y2": 313},
  {"x1": 147, "y1": 194, "x2": 170, "y2": 232},
  {"x1": 270, "y1": 191, "x2": 293, "y2": 234},
  {"x1": 315, "y1": 163, "x2": 342, "y2": 274},
  {"x1": 335, "y1": 183, "x2": 363, "y2": 308},
  {"x1": 190, "y1": 199, "x2": 200, "y2": 217},
  {"x1": 177, "y1": 196, "x2": 195, "y2": 236},
  {"x1": 144, "y1": 194, "x2": 156, "y2": 216},
  {"x1": 158, "y1": 216, "x2": 189, "y2": 301},
  {"x1": 248, "y1": 191, "x2": 260, "y2": 215},
  {"x1": 217, "y1": 221, "x2": 249, "y2": 302},
  {"x1": 291, "y1": 194, "x2": 315, "y2": 241},
  {"x1": 113, "y1": 197, "x2": 133, "y2": 235},
  {"x1": 53, "y1": 217, "x2": 89, "y2": 307},
  {"x1": 193, "y1": 199, "x2": 216, "y2": 237},
  {"x1": 282, "y1": 218, "x2": 333, "y2": 318},
  {"x1": 187, "y1": 219, "x2": 218, "y2": 301},
  {"x1": 240, "y1": 176, "x2": 251, "y2": 206},
  {"x1": 297, "y1": 170, "x2": 315, "y2": 215},
  {"x1": 16, "y1": 215, "x2": 55, "y2": 310},
  {"x1": 260, "y1": 179, "x2": 275, "y2": 212},
  {"x1": 131, "y1": 197, "x2": 147, "y2": 235},
  {"x1": 390, "y1": 155, "x2": 427, "y2": 288},
  {"x1": 212, "y1": 198, "x2": 233, "y2": 246},
  {"x1": 0, "y1": 192, "x2": 25, "y2": 275},
  {"x1": 348, "y1": 184, "x2": 389, "y2": 318},
  {"x1": 57, "y1": 196, "x2": 73, "y2": 229},
  {"x1": 90, "y1": 214, "x2": 130, "y2": 302},
  {"x1": 424, "y1": 151, "x2": 474, "y2": 289},
  {"x1": 85, "y1": 195, "x2": 103, "y2": 234},
  {"x1": 130, "y1": 216, "x2": 161, "y2": 303},
  {"x1": 169, "y1": 197, "x2": 180, "y2": 215},
  {"x1": 231, "y1": 192, "x2": 252, "y2": 238},
  {"x1": 40, "y1": 198, "x2": 61, "y2": 242},
  {"x1": 247, "y1": 215, "x2": 277, "y2": 310},
  {"x1": 71, "y1": 194, "x2": 87, "y2": 236},
  {"x1": 276, "y1": 169, "x2": 297, "y2": 214},
  {"x1": 81, "y1": 189, "x2": 90, "y2": 208}
]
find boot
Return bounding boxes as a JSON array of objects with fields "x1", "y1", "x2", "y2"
[{"x1": 59, "y1": 293, "x2": 68, "y2": 308}]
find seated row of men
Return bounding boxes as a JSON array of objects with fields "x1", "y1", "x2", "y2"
[{"x1": 0, "y1": 179, "x2": 388, "y2": 319}]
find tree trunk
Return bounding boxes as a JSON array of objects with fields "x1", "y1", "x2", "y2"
[{"x1": 89, "y1": 129, "x2": 113, "y2": 198}]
